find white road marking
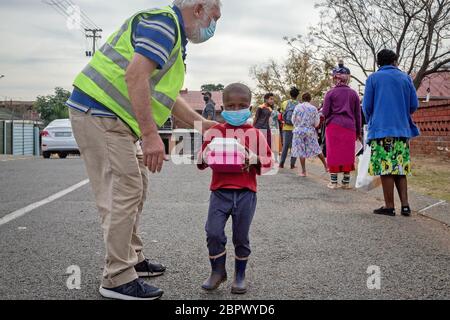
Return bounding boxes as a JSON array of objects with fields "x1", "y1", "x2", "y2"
[
  {"x1": 418, "y1": 200, "x2": 447, "y2": 213},
  {"x1": 0, "y1": 179, "x2": 90, "y2": 227}
]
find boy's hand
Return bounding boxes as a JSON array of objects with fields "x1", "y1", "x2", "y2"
[
  {"x1": 201, "y1": 148, "x2": 210, "y2": 166},
  {"x1": 243, "y1": 148, "x2": 259, "y2": 172}
]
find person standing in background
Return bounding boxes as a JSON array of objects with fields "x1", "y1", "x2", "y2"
[
  {"x1": 270, "y1": 105, "x2": 281, "y2": 162},
  {"x1": 202, "y1": 91, "x2": 217, "y2": 121},
  {"x1": 253, "y1": 93, "x2": 274, "y2": 149},
  {"x1": 279, "y1": 87, "x2": 300, "y2": 169},
  {"x1": 322, "y1": 63, "x2": 361, "y2": 189},
  {"x1": 291, "y1": 93, "x2": 328, "y2": 176},
  {"x1": 363, "y1": 49, "x2": 420, "y2": 217}
]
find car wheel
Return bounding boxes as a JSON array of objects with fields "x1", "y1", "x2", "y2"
[
  {"x1": 43, "y1": 152, "x2": 51, "y2": 159},
  {"x1": 59, "y1": 152, "x2": 68, "y2": 159}
]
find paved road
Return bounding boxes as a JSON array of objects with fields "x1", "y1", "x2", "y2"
[{"x1": 0, "y1": 157, "x2": 449, "y2": 300}]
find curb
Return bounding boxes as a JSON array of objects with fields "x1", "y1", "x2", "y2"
[{"x1": 293, "y1": 158, "x2": 450, "y2": 227}]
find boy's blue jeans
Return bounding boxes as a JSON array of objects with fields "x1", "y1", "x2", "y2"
[{"x1": 205, "y1": 189, "x2": 257, "y2": 258}]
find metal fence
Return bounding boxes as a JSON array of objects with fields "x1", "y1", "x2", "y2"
[{"x1": 0, "y1": 120, "x2": 40, "y2": 156}]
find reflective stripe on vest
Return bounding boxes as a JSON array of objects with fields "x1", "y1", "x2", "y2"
[
  {"x1": 98, "y1": 40, "x2": 180, "y2": 88},
  {"x1": 94, "y1": 42, "x2": 178, "y2": 112},
  {"x1": 82, "y1": 64, "x2": 175, "y2": 117}
]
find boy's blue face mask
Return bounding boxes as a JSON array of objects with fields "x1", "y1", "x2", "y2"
[{"x1": 221, "y1": 108, "x2": 252, "y2": 127}]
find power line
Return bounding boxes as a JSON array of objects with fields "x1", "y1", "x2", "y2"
[
  {"x1": 52, "y1": 0, "x2": 93, "y2": 30},
  {"x1": 43, "y1": 0, "x2": 103, "y2": 57},
  {"x1": 63, "y1": 0, "x2": 97, "y2": 29},
  {"x1": 44, "y1": 0, "x2": 95, "y2": 29},
  {"x1": 63, "y1": 0, "x2": 101, "y2": 30},
  {"x1": 44, "y1": 0, "x2": 88, "y2": 34}
]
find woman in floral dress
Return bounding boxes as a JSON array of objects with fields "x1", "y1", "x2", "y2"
[{"x1": 291, "y1": 93, "x2": 328, "y2": 177}]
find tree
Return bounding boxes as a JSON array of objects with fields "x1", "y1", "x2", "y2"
[
  {"x1": 308, "y1": 0, "x2": 450, "y2": 89},
  {"x1": 250, "y1": 46, "x2": 334, "y2": 104},
  {"x1": 35, "y1": 87, "x2": 70, "y2": 125},
  {"x1": 200, "y1": 84, "x2": 225, "y2": 92}
]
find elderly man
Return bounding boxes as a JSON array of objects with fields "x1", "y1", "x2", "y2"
[{"x1": 66, "y1": 0, "x2": 222, "y2": 300}]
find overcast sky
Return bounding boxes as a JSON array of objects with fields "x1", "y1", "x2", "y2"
[{"x1": 0, "y1": 0, "x2": 320, "y2": 101}]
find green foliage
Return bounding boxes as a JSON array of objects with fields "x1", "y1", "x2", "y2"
[
  {"x1": 35, "y1": 87, "x2": 70, "y2": 125},
  {"x1": 201, "y1": 84, "x2": 225, "y2": 92},
  {"x1": 250, "y1": 48, "x2": 333, "y2": 105}
]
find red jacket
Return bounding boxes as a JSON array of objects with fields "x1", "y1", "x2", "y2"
[{"x1": 198, "y1": 123, "x2": 273, "y2": 192}]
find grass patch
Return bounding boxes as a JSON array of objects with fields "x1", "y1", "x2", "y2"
[{"x1": 409, "y1": 156, "x2": 450, "y2": 201}]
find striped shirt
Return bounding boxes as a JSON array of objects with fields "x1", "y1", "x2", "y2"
[{"x1": 67, "y1": 5, "x2": 187, "y2": 118}]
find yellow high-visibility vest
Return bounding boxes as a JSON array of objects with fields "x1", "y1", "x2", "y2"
[{"x1": 73, "y1": 6, "x2": 185, "y2": 137}]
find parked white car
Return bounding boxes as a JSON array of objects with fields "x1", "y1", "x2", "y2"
[{"x1": 41, "y1": 119, "x2": 79, "y2": 159}]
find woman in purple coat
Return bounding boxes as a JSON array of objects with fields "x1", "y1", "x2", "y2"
[{"x1": 322, "y1": 65, "x2": 362, "y2": 189}]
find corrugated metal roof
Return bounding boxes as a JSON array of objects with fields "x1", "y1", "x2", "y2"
[{"x1": 179, "y1": 90, "x2": 223, "y2": 111}]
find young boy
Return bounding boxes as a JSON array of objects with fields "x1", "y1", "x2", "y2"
[{"x1": 198, "y1": 83, "x2": 273, "y2": 294}]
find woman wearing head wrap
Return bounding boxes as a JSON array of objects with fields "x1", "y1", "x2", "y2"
[{"x1": 322, "y1": 63, "x2": 362, "y2": 189}]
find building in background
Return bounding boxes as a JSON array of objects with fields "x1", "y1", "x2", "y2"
[
  {"x1": 412, "y1": 71, "x2": 450, "y2": 158},
  {"x1": 417, "y1": 71, "x2": 450, "y2": 101},
  {"x1": 0, "y1": 100, "x2": 41, "y2": 156},
  {"x1": 0, "y1": 100, "x2": 39, "y2": 121}
]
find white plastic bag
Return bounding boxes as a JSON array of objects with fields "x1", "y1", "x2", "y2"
[
  {"x1": 355, "y1": 140, "x2": 363, "y2": 156},
  {"x1": 355, "y1": 146, "x2": 381, "y2": 192}
]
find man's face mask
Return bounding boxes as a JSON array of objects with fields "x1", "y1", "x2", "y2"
[
  {"x1": 199, "y1": 19, "x2": 216, "y2": 43},
  {"x1": 188, "y1": 9, "x2": 217, "y2": 44}
]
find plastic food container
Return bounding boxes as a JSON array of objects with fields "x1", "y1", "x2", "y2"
[
  {"x1": 206, "y1": 138, "x2": 246, "y2": 173},
  {"x1": 207, "y1": 150, "x2": 246, "y2": 173}
]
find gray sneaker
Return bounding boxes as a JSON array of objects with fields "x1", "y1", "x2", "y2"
[{"x1": 99, "y1": 278, "x2": 163, "y2": 300}]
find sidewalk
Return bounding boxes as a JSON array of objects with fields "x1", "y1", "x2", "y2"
[
  {"x1": 0, "y1": 155, "x2": 39, "y2": 162},
  {"x1": 290, "y1": 158, "x2": 450, "y2": 227}
]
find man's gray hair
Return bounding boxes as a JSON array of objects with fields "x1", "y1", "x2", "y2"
[{"x1": 173, "y1": 0, "x2": 222, "y2": 9}]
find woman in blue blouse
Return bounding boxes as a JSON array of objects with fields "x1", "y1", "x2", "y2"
[{"x1": 363, "y1": 49, "x2": 420, "y2": 217}]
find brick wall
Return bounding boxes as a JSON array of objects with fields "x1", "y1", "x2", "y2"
[{"x1": 411, "y1": 100, "x2": 450, "y2": 158}]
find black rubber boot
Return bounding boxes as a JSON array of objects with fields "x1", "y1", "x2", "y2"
[
  {"x1": 231, "y1": 259, "x2": 248, "y2": 294},
  {"x1": 201, "y1": 254, "x2": 227, "y2": 291}
]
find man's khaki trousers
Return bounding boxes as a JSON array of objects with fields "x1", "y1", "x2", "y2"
[{"x1": 70, "y1": 108, "x2": 148, "y2": 289}]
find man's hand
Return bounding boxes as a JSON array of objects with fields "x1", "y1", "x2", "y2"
[
  {"x1": 172, "y1": 97, "x2": 219, "y2": 135},
  {"x1": 202, "y1": 120, "x2": 219, "y2": 134},
  {"x1": 141, "y1": 132, "x2": 165, "y2": 173}
]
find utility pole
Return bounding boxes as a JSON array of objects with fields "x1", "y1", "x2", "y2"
[{"x1": 85, "y1": 28, "x2": 102, "y2": 57}]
